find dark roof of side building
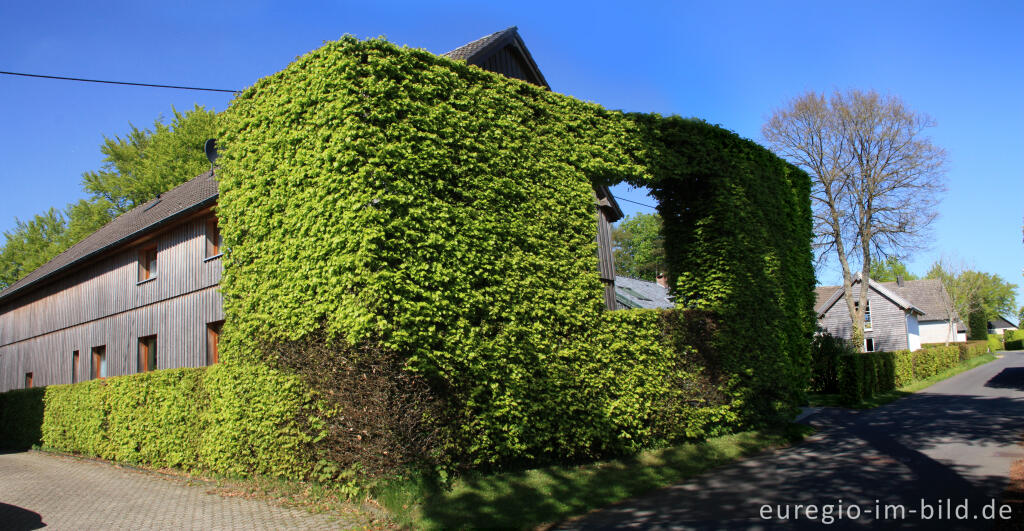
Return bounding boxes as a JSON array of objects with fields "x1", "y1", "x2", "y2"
[
  {"x1": 0, "y1": 171, "x2": 218, "y2": 304},
  {"x1": 614, "y1": 276, "x2": 673, "y2": 310},
  {"x1": 989, "y1": 315, "x2": 1019, "y2": 329}
]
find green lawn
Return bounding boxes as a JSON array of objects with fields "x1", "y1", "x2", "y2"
[
  {"x1": 808, "y1": 353, "x2": 997, "y2": 409},
  {"x1": 377, "y1": 424, "x2": 811, "y2": 529}
]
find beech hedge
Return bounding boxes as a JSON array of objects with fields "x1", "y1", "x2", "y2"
[
  {"x1": 836, "y1": 343, "x2": 989, "y2": 405},
  {"x1": 0, "y1": 36, "x2": 816, "y2": 473},
  {"x1": 215, "y1": 36, "x2": 814, "y2": 467},
  {"x1": 0, "y1": 387, "x2": 44, "y2": 450},
  {"x1": 1005, "y1": 329, "x2": 1024, "y2": 351},
  {"x1": 35, "y1": 366, "x2": 314, "y2": 478}
]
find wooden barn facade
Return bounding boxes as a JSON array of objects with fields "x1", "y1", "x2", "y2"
[
  {"x1": 0, "y1": 172, "x2": 224, "y2": 391},
  {"x1": 0, "y1": 27, "x2": 624, "y2": 392}
]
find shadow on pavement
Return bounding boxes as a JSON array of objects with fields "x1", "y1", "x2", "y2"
[
  {"x1": 555, "y1": 372, "x2": 1024, "y2": 529},
  {"x1": 0, "y1": 502, "x2": 45, "y2": 530},
  {"x1": 986, "y1": 368, "x2": 1024, "y2": 391}
]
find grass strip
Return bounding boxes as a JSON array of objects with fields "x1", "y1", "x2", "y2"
[{"x1": 377, "y1": 424, "x2": 811, "y2": 529}]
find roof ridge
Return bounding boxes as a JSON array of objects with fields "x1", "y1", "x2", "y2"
[{"x1": 441, "y1": 26, "x2": 518, "y2": 59}]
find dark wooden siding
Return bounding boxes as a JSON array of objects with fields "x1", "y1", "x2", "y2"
[
  {"x1": 479, "y1": 45, "x2": 531, "y2": 84},
  {"x1": 596, "y1": 207, "x2": 616, "y2": 309},
  {"x1": 0, "y1": 214, "x2": 223, "y2": 391}
]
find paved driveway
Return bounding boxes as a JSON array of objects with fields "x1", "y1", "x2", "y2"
[
  {"x1": 559, "y1": 351, "x2": 1024, "y2": 530},
  {"x1": 0, "y1": 451, "x2": 371, "y2": 530}
]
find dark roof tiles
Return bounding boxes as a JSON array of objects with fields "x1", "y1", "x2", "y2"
[{"x1": 442, "y1": 27, "x2": 518, "y2": 61}]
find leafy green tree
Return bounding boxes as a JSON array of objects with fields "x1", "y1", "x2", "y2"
[
  {"x1": 83, "y1": 105, "x2": 219, "y2": 217},
  {"x1": 0, "y1": 105, "x2": 219, "y2": 289},
  {"x1": 1017, "y1": 306, "x2": 1023, "y2": 328},
  {"x1": 927, "y1": 260, "x2": 1018, "y2": 341},
  {"x1": 612, "y1": 213, "x2": 664, "y2": 281},
  {"x1": 868, "y1": 257, "x2": 919, "y2": 282},
  {"x1": 0, "y1": 209, "x2": 69, "y2": 287}
]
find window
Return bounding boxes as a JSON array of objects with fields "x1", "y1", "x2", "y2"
[
  {"x1": 865, "y1": 338, "x2": 875, "y2": 352},
  {"x1": 92, "y1": 346, "x2": 106, "y2": 379},
  {"x1": 139, "y1": 335, "x2": 157, "y2": 372},
  {"x1": 864, "y1": 300, "x2": 872, "y2": 331},
  {"x1": 25, "y1": 373, "x2": 33, "y2": 388},
  {"x1": 207, "y1": 321, "x2": 224, "y2": 365},
  {"x1": 205, "y1": 216, "x2": 222, "y2": 258},
  {"x1": 138, "y1": 245, "x2": 158, "y2": 281},
  {"x1": 72, "y1": 350, "x2": 80, "y2": 384}
]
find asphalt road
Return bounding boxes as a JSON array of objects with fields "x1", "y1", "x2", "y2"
[{"x1": 558, "y1": 351, "x2": 1024, "y2": 530}]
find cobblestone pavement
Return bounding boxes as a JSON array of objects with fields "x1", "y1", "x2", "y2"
[{"x1": 0, "y1": 451, "x2": 374, "y2": 530}]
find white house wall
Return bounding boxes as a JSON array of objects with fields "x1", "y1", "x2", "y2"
[
  {"x1": 919, "y1": 320, "x2": 964, "y2": 345},
  {"x1": 906, "y1": 312, "x2": 921, "y2": 352}
]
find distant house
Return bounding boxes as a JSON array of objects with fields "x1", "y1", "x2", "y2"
[
  {"x1": 614, "y1": 275, "x2": 673, "y2": 310},
  {"x1": 988, "y1": 315, "x2": 1019, "y2": 336},
  {"x1": 815, "y1": 274, "x2": 966, "y2": 352}
]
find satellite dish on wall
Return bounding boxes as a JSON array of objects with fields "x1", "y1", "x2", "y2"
[{"x1": 204, "y1": 139, "x2": 219, "y2": 166}]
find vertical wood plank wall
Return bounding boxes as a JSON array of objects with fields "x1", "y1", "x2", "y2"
[
  {"x1": 818, "y1": 284, "x2": 910, "y2": 352},
  {"x1": 0, "y1": 215, "x2": 224, "y2": 392},
  {"x1": 596, "y1": 208, "x2": 617, "y2": 309}
]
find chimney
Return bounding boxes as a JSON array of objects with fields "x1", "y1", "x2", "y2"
[
  {"x1": 656, "y1": 272, "x2": 669, "y2": 289},
  {"x1": 896, "y1": 275, "x2": 905, "y2": 287}
]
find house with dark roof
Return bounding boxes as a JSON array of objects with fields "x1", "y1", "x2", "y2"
[
  {"x1": 988, "y1": 315, "x2": 1019, "y2": 336},
  {"x1": 815, "y1": 274, "x2": 966, "y2": 352},
  {"x1": 0, "y1": 28, "x2": 627, "y2": 392}
]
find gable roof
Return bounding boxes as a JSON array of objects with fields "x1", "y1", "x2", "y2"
[
  {"x1": 814, "y1": 275, "x2": 973, "y2": 332},
  {"x1": 989, "y1": 315, "x2": 1019, "y2": 329},
  {"x1": 442, "y1": 26, "x2": 550, "y2": 89},
  {"x1": 877, "y1": 278, "x2": 954, "y2": 322},
  {"x1": 614, "y1": 276, "x2": 673, "y2": 310},
  {"x1": 815, "y1": 273, "x2": 923, "y2": 318},
  {"x1": 0, "y1": 171, "x2": 218, "y2": 304}
]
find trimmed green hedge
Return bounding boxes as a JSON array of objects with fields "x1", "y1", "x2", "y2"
[
  {"x1": 216, "y1": 36, "x2": 814, "y2": 466},
  {"x1": 1005, "y1": 329, "x2": 1024, "y2": 351},
  {"x1": 988, "y1": 333, "x2": 1004, "y2": 352},
  {"x1": 33, "y1": 365, "x2": 314, "y2": 478},
  {"x1": 837, "y1": 343, "x2": 988, "y2": 405},
  {"x1": 0, "y1": 387, "x2": 45, "y2": 450},
  {"x1": 1, "y1": 35, "x2": 815, "y2": 474}
]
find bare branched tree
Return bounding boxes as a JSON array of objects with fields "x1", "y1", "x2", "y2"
[{"x1": 764, "y1": 90, "x2": 947, "y2": 349}]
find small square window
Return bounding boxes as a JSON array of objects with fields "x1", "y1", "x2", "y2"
[
  {"x1": 138, "y1": 245, "x2": 158, "y2": 281},
  {"x1": 139, "y1": 335, "x2": 158, "y2": 372},
  {"x1": 865, "y1": 338, "x2": 875, "y2": 352},
  {"x1": 92, "y1": 346, "x2": 106, "y2": 379}
]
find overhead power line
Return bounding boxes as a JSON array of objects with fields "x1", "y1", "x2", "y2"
[
  {"x1": 0, "y1": 70, "x2": 239, "y2": 93},
  {"x1": 616, "y1": 196, "x2": 657, "y2": 210}
]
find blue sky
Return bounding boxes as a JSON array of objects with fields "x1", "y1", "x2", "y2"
[{"x1": 2, "y1": 1, "x2": 1022, "y2": 311}]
